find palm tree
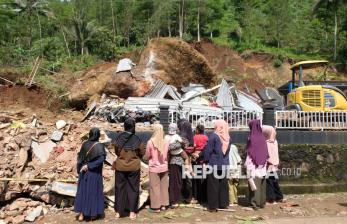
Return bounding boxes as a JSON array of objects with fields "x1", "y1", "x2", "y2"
[
  {"x1": 313, "y1": 0, "x2": 347, "y2": 61},
  {"x1": 67, "y1": 0, "x2": 104, "y2": 55},
  {"x1": 5, "y1": 0, "x2": 53, "y2": 47}
]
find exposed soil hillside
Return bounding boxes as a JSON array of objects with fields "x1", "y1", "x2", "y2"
[
  {"x1": 192, "y1": 41, "x2": 292, "y2": 92},
  {"x1": 139, "y1": 38, "x2": 217, "y2": 88},
  {"x1": 2, "y1": 37, "x2": 347, "y2": 114},
  {"x1": 68, "y1": 37, "x2": 217, "y2": 108}
]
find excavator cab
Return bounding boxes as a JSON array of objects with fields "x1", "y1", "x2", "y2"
[{"x1": 286, "y1": 60, "x2": 347, "y2": 111}]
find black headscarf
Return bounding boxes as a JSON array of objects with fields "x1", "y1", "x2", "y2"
[
  {"x1": 177, "y1": 118, "x2": 194, "y2": 146},
  {"x1": 77, "y1": 128, "x2": 106, "y2": 164},
  {"x1": 114, "y1": 118, "x2": 141, "y2": 151}
]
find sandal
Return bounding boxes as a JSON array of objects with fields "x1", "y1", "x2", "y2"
[
  {"x1": 190, "y1": 199, "x2": 198, "y2": 204},
  {"x1": 170, "y1": 204, "x2": 179, "y2": 209},
  {"x1": 207, "y1": 209, "x2": 218, "y2": 213}
]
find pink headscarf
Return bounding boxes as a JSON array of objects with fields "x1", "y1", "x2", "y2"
[
  {"x1": 262, "y1": 125, "x2": 279, "y2": 166},
  {"x1": 214, "y1": 120, "x2": 230, "y2": 155}
]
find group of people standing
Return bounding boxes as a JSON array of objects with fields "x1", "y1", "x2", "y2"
[{"x1": 74, "y1": 118, "x2": 283, "y2": 221}]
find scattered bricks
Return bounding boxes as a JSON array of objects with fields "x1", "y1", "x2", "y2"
[
  {"x1": 9, "y1": 199, "x2": 29, "y2": 211},
  {"x1": 27, "y1": 201, "x2": 41, "y2": 207},
  {"x1": 12, "y1": 215, "x2": 25, "y2": 224},
  {"x1": 7, "y1": 142, "x2": 19, "y2": 151},
  {"x1": 4, "y1": 210, "x2": 22, "y2": 218}
]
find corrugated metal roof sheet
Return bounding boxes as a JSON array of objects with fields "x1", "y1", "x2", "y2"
[
  {"x1": 146, "y1": 80, "x2": 181, "y2": 100},
  {"x1": 216, "y1": 79, "x2": 233, "y2": 111},
  {"x1": 237, "y1": 91, "x2": 263, "y2": 113}
]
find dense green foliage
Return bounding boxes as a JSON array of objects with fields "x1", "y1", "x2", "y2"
[{"x1": 0, "y1": 0, "x2": 347, "y2": 71}]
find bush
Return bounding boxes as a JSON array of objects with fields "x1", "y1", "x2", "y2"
[
  {"x1": 32, "y1": 37, "x2": 65, "y2": 61},
  {"x1": 88, "y1": 29, "x2": 118, "y2": 61},
  {"x1": 182, "y1": 33, "x2": 194, "y2": 42},
  {"x1": 62, "y1": 55, "x2": 101, "y2": 72},
  {"x1": 273, "y1": 57, "x2": 283, "y2": 68}
]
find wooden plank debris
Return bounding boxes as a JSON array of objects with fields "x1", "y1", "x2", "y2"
[{"x1": 0, "y1": 76, "x2": 15, "y2": 85}]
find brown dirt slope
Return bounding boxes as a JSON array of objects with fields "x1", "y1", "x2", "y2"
[
  {"x1": 140, "y1": 38, "x2": 217, "y2": 88},
  {"x1": 68, "y1": 37, "x2": 218, "y2": 108},
  {"x1": 192, "y1": 40, "x2": 292, "y2": 92}
]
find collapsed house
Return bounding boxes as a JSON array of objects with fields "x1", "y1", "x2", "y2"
[{"x1": 122, "y1": 79, "x2": 263, "y2": 128}]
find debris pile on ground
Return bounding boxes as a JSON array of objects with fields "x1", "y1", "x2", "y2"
[
  {"x1": 0, "y1": 198, "x2": 51, "y2": 223},
  {"x1": 90, "y1": 95, "x2": 159, "y2": 125},
  {"x1": 0, "y1": 109, "x2": 151, "y2": 223}
]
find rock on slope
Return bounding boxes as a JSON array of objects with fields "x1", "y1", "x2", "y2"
[{"x1": 68, "y1": 38, "x2": 217, "y2": 108}]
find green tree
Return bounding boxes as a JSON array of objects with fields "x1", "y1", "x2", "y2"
[
  {"x1": 313, "y1": 0, "x2": 347, "y2": 61},
  {"x1": 5, "y1": 0, "x2": 52, "y2": 47},
  {"x1": 265, "y1": 0, "x2": 292, "y2": 48}
]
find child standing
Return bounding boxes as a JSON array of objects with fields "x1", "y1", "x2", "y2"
[
  {"x1": 165, "y1": 123, "x2": 190, "y2": 208},
  {"x1": 262, "y1": 125, "x2": 283, "y2": 204},
  {"x1": 228, "y1": 144, "x2": 241, "y2": 206},
  {"x1": 192, "y1": 124, "x2": 208, "y2": 204}
]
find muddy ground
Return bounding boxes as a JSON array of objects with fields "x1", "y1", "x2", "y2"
[{"x1": 39, "y1": 192, "x2": 347, "y2": 224}]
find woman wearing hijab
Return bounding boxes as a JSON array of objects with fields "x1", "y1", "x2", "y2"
[
  {"x1": 204, "y1": 120, "x2": 230, "y2": 212},
  {"x1": 177, "y1": 119, "x2": 194, "y2": 203},
  {"x1": 145, "y1": 124, "x2": 169, "y2": 212},
  {"x1": 114, "y1": 118, "x2": 145, "y2": 220},
  {"x1": 262, "y1": 125, "x2": 283, "y2": 204},
  {"x1": 165, "y1": 123, "x2": 190, "y2": 208},
  {"x1": 244, "y1": 119, "x2": 269, "y2": 210},
  {"x1": 192, "y1": 124, "x2": 208, "y2": 204},
  {"x1": 75, "y1": 128, "x2": 106, "y2": 221}
]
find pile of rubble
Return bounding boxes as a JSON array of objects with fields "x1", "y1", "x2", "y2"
[
  {"x1": 0, "y1": 109, "x2": 150, "y2": 223},
  {"x1": 89, "y1": 94, "x2": 159, "y2": 125},
  {"x1": 0, "y1": 198, "x2": 51, "y2": 224}
]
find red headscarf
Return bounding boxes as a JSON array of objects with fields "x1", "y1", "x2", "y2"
[{"x1": 214, "y1": 120, "x2": 230, "y2": 155}]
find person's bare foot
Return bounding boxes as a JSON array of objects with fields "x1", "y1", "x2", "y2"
[
  {"x1": 266, "y1": 202, "x2": 278, "y2": 205},
  {"x1": 78, "y1": 213, "x2": 84, "y2": 222},
  {"x1": 129, "y1": 212, "x2": 136, "y2": 220}
]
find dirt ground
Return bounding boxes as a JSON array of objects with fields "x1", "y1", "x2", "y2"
[{"x1": 38, "y1": 192, "x2": 347, "y2": 224}]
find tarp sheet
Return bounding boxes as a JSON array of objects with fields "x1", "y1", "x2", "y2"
[{"x1": 116, "y1": 58, "x2": 135, "y2": 73}]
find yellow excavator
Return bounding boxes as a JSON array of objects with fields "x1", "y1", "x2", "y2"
[{"x1": 286, "y1": 60, "x2": 347, "y2": 111}]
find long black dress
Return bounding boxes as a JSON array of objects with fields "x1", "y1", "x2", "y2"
[
  {"x1": 177, "y1": 119, "x2": 194, "y2": 203},
  {"x1": 74, "y1": 128, "x2": 106, "y2": 217}
]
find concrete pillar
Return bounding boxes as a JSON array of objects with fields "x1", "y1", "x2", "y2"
[{"x1": 159, "y1": 105, "x2": 170, "y2": 134}]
